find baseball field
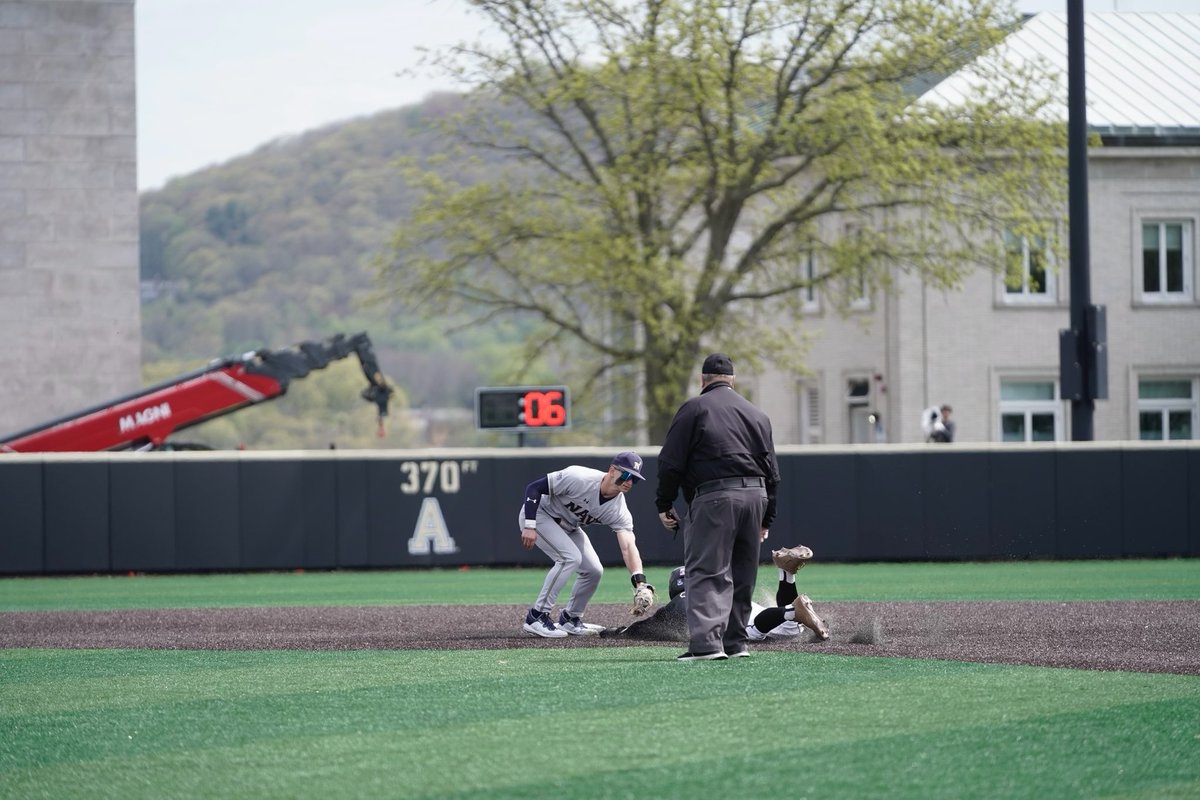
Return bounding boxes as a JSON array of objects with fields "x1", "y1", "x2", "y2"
[{"x1": 2, "y1": 558, "x2": 1198, "y2": 799}]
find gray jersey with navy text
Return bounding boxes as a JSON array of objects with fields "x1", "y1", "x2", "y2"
[{"x1": 537, "y1": 465, "x2": 633, "y2": 533}]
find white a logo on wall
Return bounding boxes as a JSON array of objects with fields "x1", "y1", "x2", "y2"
[{"x1": 408, "y1": 497, "x2": 459, "y2": 555}]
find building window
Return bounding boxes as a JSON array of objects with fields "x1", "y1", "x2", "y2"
[
  {"x1": 999, "y1": 380, "x2": 1061, "y2": 442},
  {"x1": 842, "y1": 223, "x2": 871, "y2": 310},
  {"x1": 1137, "y1": 377, "x2": 1197, "y2": 440},
  {"x1": 847, "y1": 264, "x2": 871, "y2": 310},
  {"x1": 847, "y1": 376, "x2": 872, "y2": 443},
  {"x1": 797, "y1": 382, "x2": 822, "y2": 443},
  {"x1": 800, "y1": 250, "x2": 819, "y2": 313},
  {"x1": 1141, "y1": 220, "x2": 1193, "y2": 302},
  {"x1": 1003, "y1": 228, "x2": 1055, "y2": 303}
]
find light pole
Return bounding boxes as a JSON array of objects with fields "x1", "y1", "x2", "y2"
[{"x1": 1059, "y1": 0, "x2": 1107, "y2": 440}]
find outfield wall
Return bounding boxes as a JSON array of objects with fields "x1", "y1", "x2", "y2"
[{"x1": 1, "y1": 443, "x2": 1197, "y2": 575}]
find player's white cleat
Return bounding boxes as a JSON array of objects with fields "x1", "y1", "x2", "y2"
[
  {"x1": 557, "y1": 611, "x2": 602, "y2": 635},
  {"x1": 523, "y1": 609, "x2": 567, "y2": 638}
]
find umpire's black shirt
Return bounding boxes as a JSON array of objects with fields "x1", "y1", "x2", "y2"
[{"x1": 655, "y1": 381, "x2": 781, "y2": 527}]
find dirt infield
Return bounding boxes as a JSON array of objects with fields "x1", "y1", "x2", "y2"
[{"x1": 2, "y1": 600, "x2": 1198, "y2": 675}]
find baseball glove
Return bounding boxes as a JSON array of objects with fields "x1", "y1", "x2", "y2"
[
  {"x1": 771, "y1": 545, "x2": 814, "y2": 574},
  {"x1": 631, "y1": 583, "x2": 656, "y2": 617}
]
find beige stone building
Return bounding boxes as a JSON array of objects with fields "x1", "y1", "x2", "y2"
[
  {"x1": 0, "y1": 0, "x2": 141, "y2": 437},
  {"x1": 751, "y1": 12, "x2": 1200, "y2": 445}
]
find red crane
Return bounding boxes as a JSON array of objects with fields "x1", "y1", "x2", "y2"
[{"x1": 1, "y1": 333, "x2": 394, "y2": 452}]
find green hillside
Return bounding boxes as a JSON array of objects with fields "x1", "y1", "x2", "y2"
[{"x1": 138, "y1": 94, "x2": 574, "y2": 450}]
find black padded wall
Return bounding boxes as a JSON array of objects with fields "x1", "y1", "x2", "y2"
[
  {"x1": 0, "y1": 461, "x2": 43, "y2": 572},
  {"x1": 2, "y1": 445, "x2": 1197, "y2": 575}
]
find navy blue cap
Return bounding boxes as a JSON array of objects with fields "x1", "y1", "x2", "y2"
[{"x1": 611, "y1": 451, "x2": 644, "y2": 480}]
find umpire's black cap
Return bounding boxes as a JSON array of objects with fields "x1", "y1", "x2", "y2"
[{"x1": 702, "y1": 353, "x2": 734, "y2": 375}]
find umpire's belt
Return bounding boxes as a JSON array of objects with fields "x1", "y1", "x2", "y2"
[{"x1": 694, "y1": 476, "x2": 765, "y2": 496}]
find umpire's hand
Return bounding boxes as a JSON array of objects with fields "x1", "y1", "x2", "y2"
[{"x1": 658, "y1": 510, "x2": 679, "y2": 531}]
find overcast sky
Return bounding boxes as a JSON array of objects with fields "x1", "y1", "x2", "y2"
[{"x1": 135, "y1": 0, "x2": 1198, "y2": 192}]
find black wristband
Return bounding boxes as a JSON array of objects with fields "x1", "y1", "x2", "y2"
[{"x1": 630, "y1": 572, "x2": 647, "y2": 587}]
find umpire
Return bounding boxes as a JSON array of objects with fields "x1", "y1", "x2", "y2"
[{"x1": 655, "y1": 353, "x2": 781, "y2": 661}]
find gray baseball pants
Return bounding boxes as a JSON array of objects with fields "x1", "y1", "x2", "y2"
[
  {"x1": 682, "y1": 486, "x2": 767, "y2": 655},
  {"x1": 518, "y1": 509, "x2": 603, "y2": 619}
]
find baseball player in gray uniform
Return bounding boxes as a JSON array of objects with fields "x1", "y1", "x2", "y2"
[{"x1": 519, "y1": 451, "x2": 654, "y2": 638}]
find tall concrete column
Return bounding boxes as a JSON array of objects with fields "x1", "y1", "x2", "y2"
[{"x1": 0, "y1": 0, "x2": 140, "y2": 437}]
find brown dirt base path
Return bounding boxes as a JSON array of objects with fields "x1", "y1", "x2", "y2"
[{"x1": 2, "y1": 601, "x2": 1198, "y2": 675}]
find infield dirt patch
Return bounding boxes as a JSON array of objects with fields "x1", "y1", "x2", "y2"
[{"x1": 2, "y1": 600, "x2": 1197, "y2": 675}]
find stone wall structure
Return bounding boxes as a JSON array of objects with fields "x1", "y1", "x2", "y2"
[{"x1": 0, "y1": 0, "x2": 140, "y2": 437}]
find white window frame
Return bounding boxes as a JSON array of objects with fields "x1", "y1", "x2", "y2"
[
  {"x1": 997, "y1": 379, "x2": 1063, "y2": 442},
  {"x1": 1138, "y1": 218, "x2": 1195, "y2": 305},
  {"x1": 842, "y1": 223, "x2": 871, "y2": 311},
  {"x1": 1135, "y1": 375, "x2": 1198, "y2": 441},
  {"x1": 1000, "y1": 227, "x2": 1058, "y2": 305},
  {"x1": 800, "y1": 249, "x2": 820, "y2": 314},
  {"x1": 847, "y1": 264, "x2": 871, "y2": 311},
  {"x1": 796, "y1": 379, "x2": 822, "y2": 444},
  {"x1": 846, "y1": 374, "x2": 873, "y2": 443}
]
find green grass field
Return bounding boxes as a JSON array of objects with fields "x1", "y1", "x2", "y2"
[
  {"x1": 2, "y1": 560, "x2": 1199, "y2": 799},
  {"x1": 3, "y1": 558, "x2": 1198, "y2": 612}
]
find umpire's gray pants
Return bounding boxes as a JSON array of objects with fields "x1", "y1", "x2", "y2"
[
  {"x1": 683, "y1": 486, "x2": 767, "y2": 654},
  {"x1": 518, "y1": 509, "x2": 603, "y2": 618}
]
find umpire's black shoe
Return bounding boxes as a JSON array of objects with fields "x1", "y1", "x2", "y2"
[
  {"x1": 726, "y1": 647, "x2": 750, "y2": 658},
  {"x1": 676, "y1": 650, "x2": 728, "y2": 661}
]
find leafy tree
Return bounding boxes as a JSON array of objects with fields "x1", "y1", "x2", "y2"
[
  {"x1": 139, "y1": 205, "x2": 186, "y2": 281},
  {"x1": 385, "y1": 0, "x2": 1067, "y2": 442},
  {"x1": 138, "y1": 95, "x2": 552, "y2": 447},
  {"x1": 204, "y1": 200, "x2": 253, "y2": 245}
]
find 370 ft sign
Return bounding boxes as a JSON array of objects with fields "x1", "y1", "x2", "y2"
[{"x1": 475, "y1": 385, "x2": 571, "y2": 431}]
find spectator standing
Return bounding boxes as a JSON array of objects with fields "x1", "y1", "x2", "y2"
[
  {"x1": 936, "y1": 405, "x2": 955, "y2": 442},
  {"x1": 921, "y1": 404, "x2": 955, "y2": 443}
]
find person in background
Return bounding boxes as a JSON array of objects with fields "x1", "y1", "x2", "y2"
[
  {"x1": 921, "y1": 404, "x2": 955, "y2": 443},
  {"x1": 935, "y1": 405, "x2": 955, "y2": 442}
]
